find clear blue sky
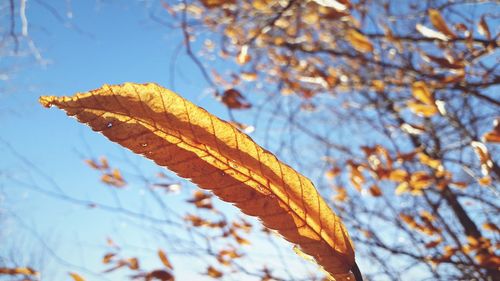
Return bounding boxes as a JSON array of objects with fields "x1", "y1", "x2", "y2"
[{"x1": 1, "y1": 1, "x2": 324, "y2": 280}]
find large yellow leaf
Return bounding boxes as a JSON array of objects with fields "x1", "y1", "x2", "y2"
[{"x1": 40, "y1": 83, "x2": 356, "y2": 279}]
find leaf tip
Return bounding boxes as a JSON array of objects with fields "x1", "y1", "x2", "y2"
[{"x1": 39, "y1": 96, "x2": 57, "y2": 108}]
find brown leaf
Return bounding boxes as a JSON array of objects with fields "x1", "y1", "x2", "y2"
[
  {"x1": 428, "y1": 9, "x2": 456, "y2": 39},
  {"x1": 368, "y1": 185, "x2": 382, "y2": 197},
  {"x1": 187, "y1": 190, "x2": 213, "y2": 209},
  {"x1": 102, "y1": 253, "x2": 116, "y2": 264},
  {"x1": 69, "y1": 272, "x2": 86, "y2": 281},
  {"x1": 147, "y1": 270, "x2": 174, "y2": 281},
  {"x1": 221, "y1": 89, "x2": 251, "y2": 109},
  {"x1": 40, "y1": 83, "x2": 356, "y2": 277},
  {"x1": 346, "y1": 29, "x2": 373, "y2": 53},
  {"x1": 205, "y1": 266, "x2": 223, "y2": 279},
  {"x1": 483, "y1": 222, "x2": 499, "y2": 233},
  {"x1": 0, "y1": 267, "x2": 37, "y2": 276},
  {"x1": 421, "y1": 52, "x2": 465, "y2": 70},
  {"x1": 158, "y1": 249, "x2": 174, "y2": 270}
]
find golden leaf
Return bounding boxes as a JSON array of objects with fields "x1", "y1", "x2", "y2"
[
  {"x1": 0, "y1": 267, "x2": 37, "y2": 276},
  {"x1": 428, "y1": 9, "x2": 456, "y2": 39},
  {"x1": 345, "y1": 29, "x2": 373, "y2": 53},
  {"x1": 483, "y1": 222, "x2": 499, "y2": 233},
  {"x1": 389, "y1": 169, "x2": 408, "y2": 182},
  {"x1": 40, "y1": 83, "x2": 355, "y2": 277},
  {"x1": 412, "y1": 81, "x2": 434, "y2": 105},
  {"x1": 407, "y1": 101, "x2": 438, "y2": 117},
  {"x1": 200, "y1": 0, "x2": 234, "y2": 9},
  {"x1": 241, "y1": 72, "x2": 258, "y2": 81},
  {"x1": 69, "y1": 272, "x2": 85, "y2": 281},
  {"x1": 478, "y1": 176, "x2": 492, "y2": 186},
  {"x1": 252, "y1": 0, "x2": 274, "y2": 11},
  {"x1": 418, "y1": 153, "x2": 442, "y2": 170}
]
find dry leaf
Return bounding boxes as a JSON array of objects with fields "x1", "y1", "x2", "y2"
[
  {"x1": 237, "y1": 45, "x2": 251, "y2": 65},
  {"x1": 206, "y1": 266, "x2": 223, "y2": 278},
  {"x1": 69, "y1": 272, "x2": 85, "y2": 281},
  {"x1": 408, "y1": 82, "x2": 438, "y2": 117},
  {"x1": 412, "y1": 81, "x2": 434, "y2": 104},
  {"x1": 102, "y1": 253, "x2": 116, "y2": 264},
  {"x1": 368, "y1": 185, "x2": 382, "y2": 197},
  {"x1": 416, "y1": 24, "x2": 449, "y2": 41},
  {"x1": 407, "y1": 101, "x2": 438, "y2": 117},
  {"x1": 346, "y1": 29, "x2": 373, "y2": 53},
  {"x1": 221, "y1": 89, "x2": 251, "y2": 109},
  {"x1": 312, "y1": 0, "x2": 348, "y2": 11},
  {"x1": 478, "y1": 16, "x2": 491, "y2": 40},
  {"x1": 428, "y1": 9, "x2": 456, "y2": 39},
  {"x1": 0, "y1": 267, "x2": 38, "y2": 276},
  {"x1": 158, "y1": 249, "x2": 174, "y2": 270},
  {"x1": 40, "y1": 82, "x2": 355, "y2": 277},
  {"x1": 482, "y1": 222, "x2": 499, "y2": 233},
  {"x1": 471, "y1": 141, "x2": 493, "y2": 176},
  {"x1": 200, "y1": 0, "x2": 234, "y2": 9}
]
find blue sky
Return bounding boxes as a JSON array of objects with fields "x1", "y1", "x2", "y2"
[{"x1": 1, "y1": 1, "x2": 325, "y2": 280}]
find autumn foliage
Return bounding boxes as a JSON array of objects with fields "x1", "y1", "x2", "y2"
[
  {"x1": 40, "y1": 82, "x2": 356, "y2": 279},
  {"x1": 3, "y1": 0, "x2": 498, "y2": 281}
]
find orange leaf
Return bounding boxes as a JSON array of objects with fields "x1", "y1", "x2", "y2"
[
  {"x1": 200, "y1": 0, "x2": 234, "y2": 9},
  {"x1": 158, "y1": 249, "x2": 174, "y2": 270},
  {"x1": 389, "y1": 169, "x2": 408, "y2": 182},
  {"x1": 40, "y1": 83, "x2": 355, "y2": 277},
  {"x1": 206, "y1": 266, "x2": 223, "y2": 278},
  {"x1": 102, "y1": 253, "x2": 116, "y2": 264},
  {"x1": 368, "y1": 185, "x2": 382, "y2": 197},
  {"x1": 0, "y1": 267, "x2": 37, "y2": 276},
  {"x1": 428, "y1": 9, "x2": 456, "y2": 39},
  {"x1": 69, "y1": 272, "x2": 85, "y2": 281},
  {"x1": 483, "y1": 222, "x2": 499, "y2": 233},
  {"x1": 345, "y1": 29, "x2": 373, "y2": 53}
]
